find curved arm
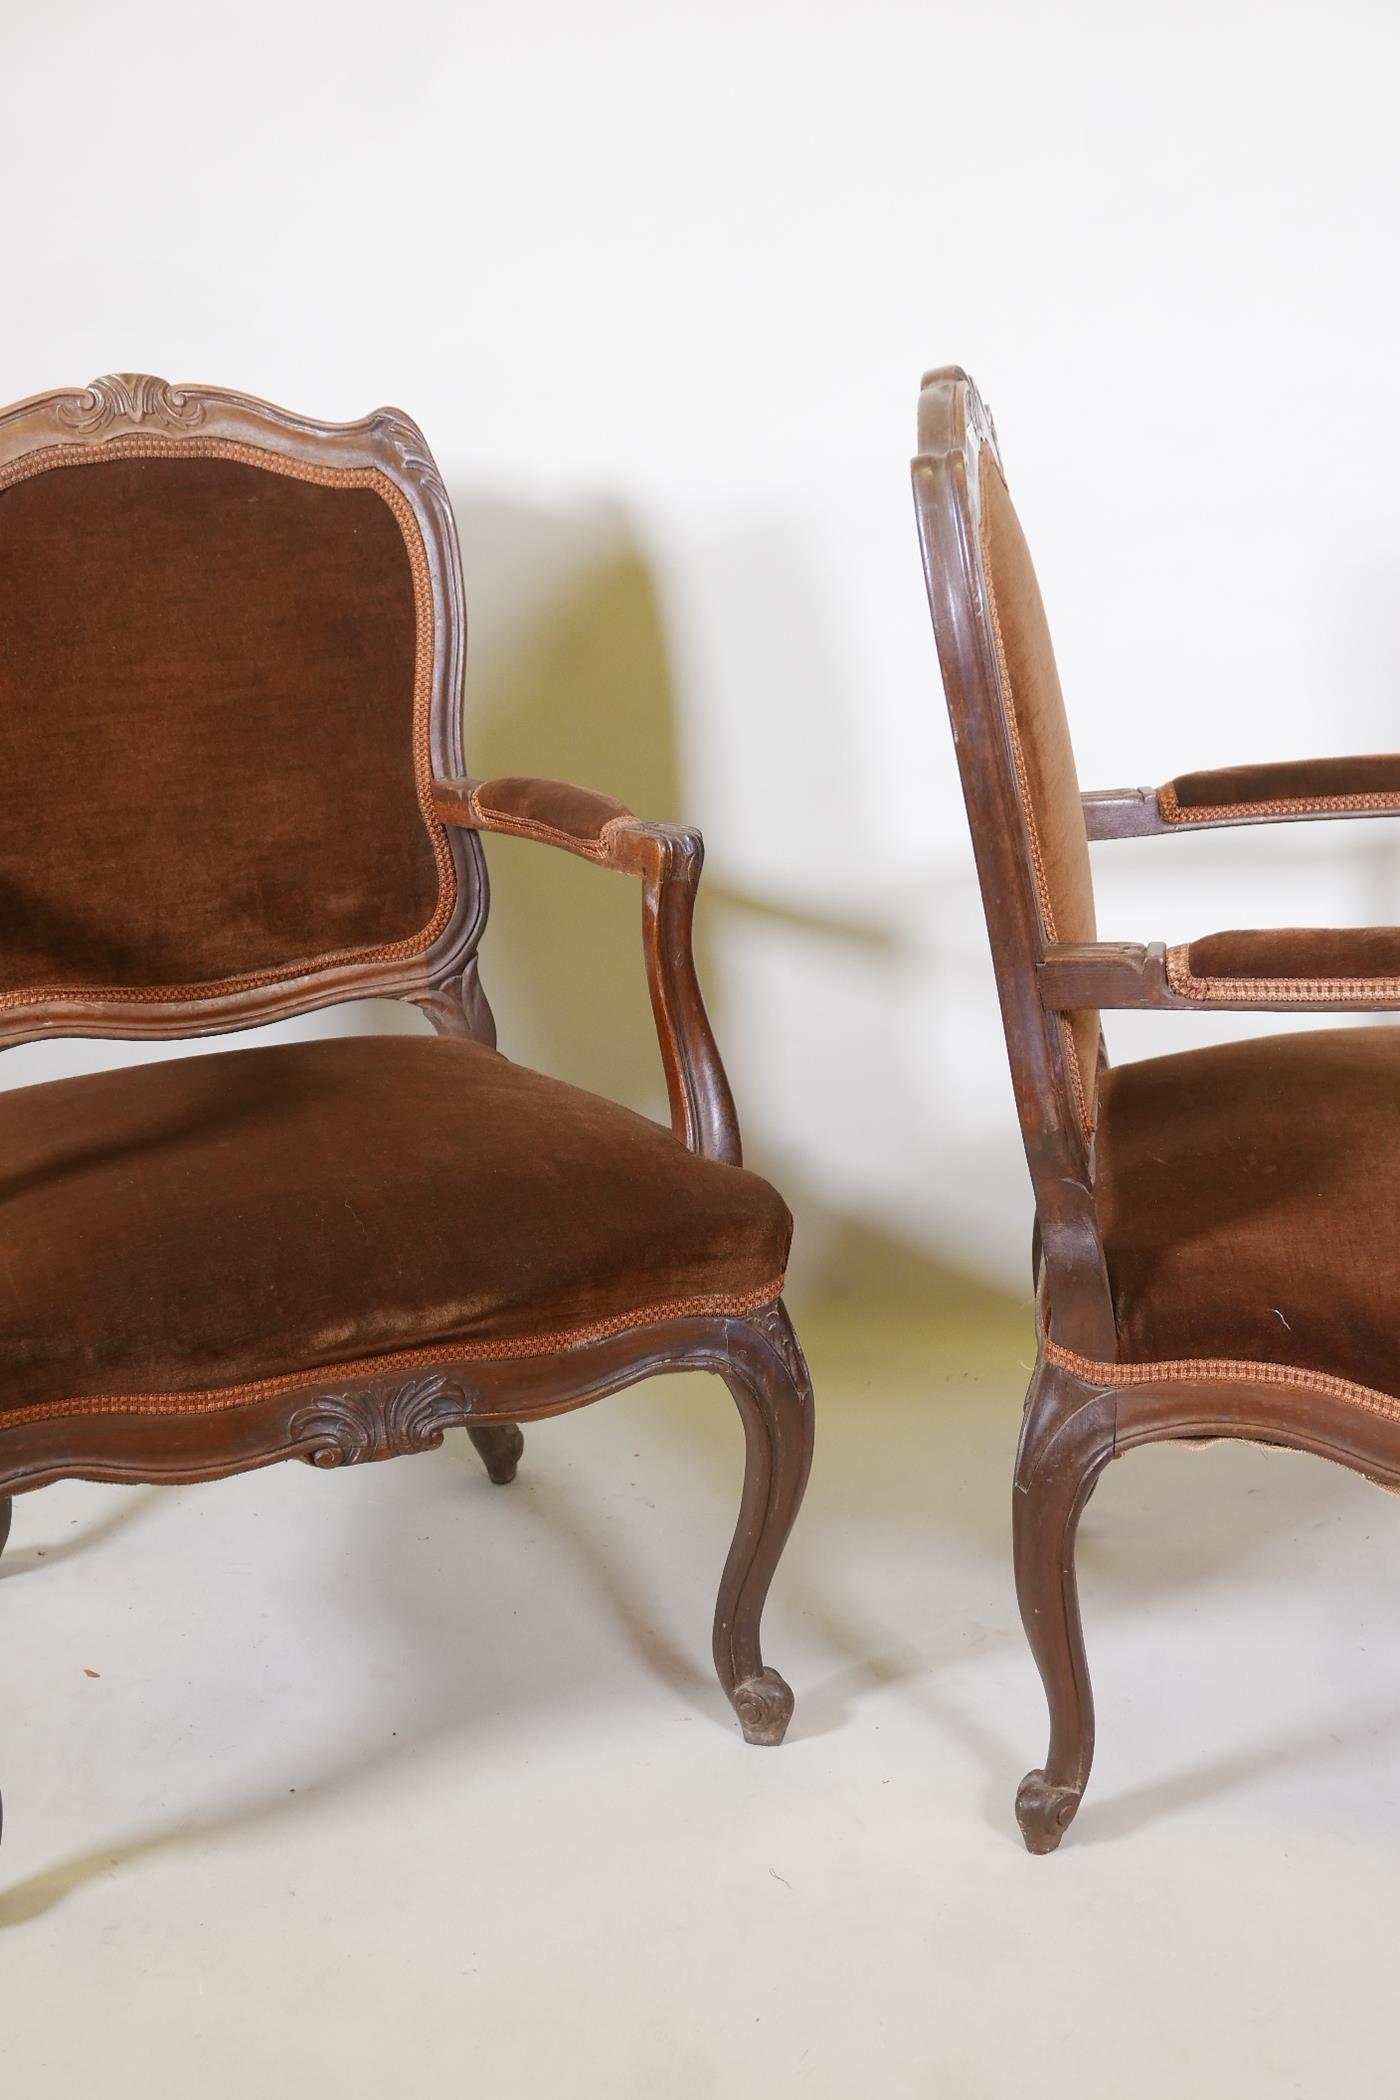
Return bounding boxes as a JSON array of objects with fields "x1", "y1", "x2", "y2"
[
  {"x1": 431, "y1": 775, "x2": 741, "y2": 1165},
  {"x1": 1083, "y1": 755, "x2": 1400, "y2": 839}
]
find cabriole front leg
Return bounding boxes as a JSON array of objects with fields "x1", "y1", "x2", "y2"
[
  {"x1": 1013, "y1": 1355, "x2": 1115, "y2": 1853},
  {"x1": 713, "y1": 1301, "x2": 814, "y2": 1745}
]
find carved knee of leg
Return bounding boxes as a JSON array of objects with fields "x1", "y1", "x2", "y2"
[
  {"x1": 1012, "y1": 1357, "x2": 1115, "y2": 1853},
  {"x1": 714, "y1": 1302, "x2": 814, "y2": 1748}
]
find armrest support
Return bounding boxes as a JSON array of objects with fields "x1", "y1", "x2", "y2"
[
  {"x1": 1080, "y1": 789, "x2": 1164, "y2": 839},
  {"x1": 1040, "y1": 931, "x2": 1400, "y2": 1011},
  {"x1": 432, "y1": 775, "x2": 741, "y2": 1164},
  {"x1": 1083, "y1": 755, "x2": 1400, "y2": 838},
  {"x1": 1038, "y1": 942, "x2": 1173, "y2": 1007}
]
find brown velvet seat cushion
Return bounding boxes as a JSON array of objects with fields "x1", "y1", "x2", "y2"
[
  {"x1": 0, "y1": 1035, "x2": 791, "y2": 1422},
  {"x1": 1097, "y1": 1026, "x2": 1400, "y2": 1395}
]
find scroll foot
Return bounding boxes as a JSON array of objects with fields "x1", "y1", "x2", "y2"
[
  {"x1": 731, "y1": 1667, "x2": 796, "y2": 1747},
  {"x1": 1015, "y1": 1770, "x2": 1083, "y2": 1854}
]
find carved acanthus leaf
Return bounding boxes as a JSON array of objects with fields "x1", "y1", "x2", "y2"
[
  {"x1": 749, "y1": 1301, "x2": 812, "y2": 1400},
  {"x1": 57, "y1": 373, "x2": 204, "y2": 436},
  {"x1": 371, "y1": 408, "x2": 449, "y2": 508},
  {"x1": 290, "y1": 1374, "x2": 473, "y2": 1468}
]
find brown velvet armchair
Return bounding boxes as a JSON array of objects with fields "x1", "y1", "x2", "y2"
[
  {"x1": 0, "y1": 373, "x2": 812, "y2": 1842},
  {"x1": 914, "y1": 365, "x2": 1400, "y2": 1851}
]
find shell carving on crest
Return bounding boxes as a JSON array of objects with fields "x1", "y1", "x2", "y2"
[{"x1": 57, "y1": 373, "x2": 204, "y2": 436}]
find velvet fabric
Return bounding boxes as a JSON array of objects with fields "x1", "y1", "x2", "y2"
[
  {"x1": 0, "y1": 453, "x2": 443, "y2": 995},
  {"x1": 0, "y1": 1035, "x2": 792, "y2": 1416},
  {"x1": 979, "y1": 456, "x2": 1099, "y2": 1116},
  {"x1": 1169, "y1": 755, "x2": 1400, "y2": 811},
  {"x1": 1098, "y1": 1027, "x2": 1400, "y2": 1394},
  {"x1": 1185, "y1": 927, "x2": 1400, "y2": 981},
  {"x1": 471, "y1": 776, "x2": 634, "y2": 846}
]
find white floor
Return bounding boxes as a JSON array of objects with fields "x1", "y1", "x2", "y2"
[{"x1": 4, "y1": 1267, "x2": 1398, "y2": 2096}]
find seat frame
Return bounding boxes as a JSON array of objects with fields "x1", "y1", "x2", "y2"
[
  {"x1": 914, "y1": 365, "x2": 1400, "y2": 1852},
  {"x1": 0, "y1": 375, "x2": 812, "y2": 1844}
]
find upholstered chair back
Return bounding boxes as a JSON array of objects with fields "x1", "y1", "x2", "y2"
[
  {"x1": 0, "y1": 376, "x2": 479, "y2": 1042},
  {"x1": 914, "y1": 369, "x2": 1100, "y2": 1157},
  {"x1": 974, "y1": 439, "x2": 1100, "y2": 1134}
]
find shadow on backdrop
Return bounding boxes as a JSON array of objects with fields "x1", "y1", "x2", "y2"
[
  {"x1": 445, "y1": 490, "x2": 688, "y2": 1120},
  {"x1": 36, "y1": 487, "x2": 1364, "y2": 1893}
]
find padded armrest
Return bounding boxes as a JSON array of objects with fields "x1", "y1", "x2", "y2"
[
  {"x1": 1039, "y1": 933, "x2": 1400, "y2": 1012},
  {"x1": 1168, "y1": 926, "x2": 1400, "y2": 1000},
  {"x1": 1162, "y1": 755, "x2": 1400, "y2": 823},
  {"x1": 433, "y1": 775, "x2": 637, "y2": 862},
  {"x1": 432, "y1": 774, "x2": 706, "y2": 883},
  {"x1": 1083, "y1": 756, "x2": 1400, "y2": 837},
  {"x1": 429, "y1": 773, "x2": 740, "y2": 1163}
]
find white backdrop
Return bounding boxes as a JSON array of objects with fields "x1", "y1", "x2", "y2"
[{"x1": 6, "y1": 0, "x2": 1400, "y2": 1287}]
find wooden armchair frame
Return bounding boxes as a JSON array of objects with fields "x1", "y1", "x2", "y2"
[
  {"x1": 0, "y1": 376, "x2": 812, "y2": 1845},
  {"x1": 914, "y1": 364, "x2": 1400, "y2": 1852}
]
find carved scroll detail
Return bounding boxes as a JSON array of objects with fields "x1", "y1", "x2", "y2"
[
  {"x1": 290, "y1": 1375, "x2": 472, "y2": 1469},
  {"x1": 371, "y1": 409, "x2": 448, "y2": 509},
  {"x1": 964, "y1": 372, "x2": 1001, "y2": 468},
  {"x1": 748, "y1": 1301, "x2": 812, "y2": 1401},
  {"x1": 56, "y1": 374, "x2": 205, "y2": 436}
]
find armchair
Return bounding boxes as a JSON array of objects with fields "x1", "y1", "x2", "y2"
[
  {"x1": 0, "y1": 374, "x2": 812, "y2": 1845},
  {"x1": 914, "y1": 364, "x2": 1400, "y2": 1851}
]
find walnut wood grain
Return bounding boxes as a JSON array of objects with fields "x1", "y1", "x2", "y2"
[
  {"x1": 1037, "y1": 942, "x2": 1172, "y2": 1009},
  {"x1": 1010, "y1": 1343, "x2": 1400, "y2": 1851},
  {"x1": 0, "y1": 376, "x2": 810, "y2": 1849},
  {"x1": 1012, "y1": 1355, "x2": 1115, "y2": 1853},
  {"x1": 914, "y1": 363, "x2": 1400, "y2": 1852},
  {"x1": 913, "y1": 377, "x2": 1115, "y2": 1364},
  {"x1": 433, "y1": 774, "x2": 742, "y2": 1164},
  {"x1": 0, "y1": 374, "x2": 492, "y2": 1052},
  {"x1": 466, "y1": 1423, "x2": 525, "y2": 1485},
  {"x1": 1040, "y1": 938, "x2": 1400, "y2": 1013},
  {"x1": 1080, "y1": 788, "x2": 1168, "y2": 838},
  {"x1": 0, "y1": 1302, "x2": 812, "y2": 1726},
  {"x1": 1083, "y1": 779, "x2": 1400, "y2": 838}
]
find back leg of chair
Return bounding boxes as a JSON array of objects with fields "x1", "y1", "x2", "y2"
[
  {"x1": 712, "y1": 1301, "x2": 814, "y2": 1746},
  {"x1": 0, "y1": 1500, "x2": 8, "y2": 1841},
  {"x1": 1012, "y1": 1355, "x2": 1115, "y2": 1852},
  {"x1": 467, "y1": 1423, "x2": 525, "y2": 1485}
]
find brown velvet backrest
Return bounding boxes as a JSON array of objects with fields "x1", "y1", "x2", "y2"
[
  {"x1": 913, "y1": 368, "x2": 1113, "y2": 1356},
  {"x1": 0, "y1": 375, "x2": 486, "y2": 1047},
  {"x1": 976, "y1": 443, "x2": 1099, "y2": 1131}
]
